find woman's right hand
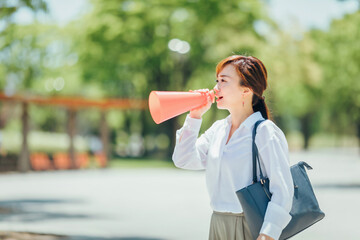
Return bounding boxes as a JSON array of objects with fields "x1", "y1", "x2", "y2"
[{"x1": 189, "y1": 89, "x2": 213, "y2": 119}]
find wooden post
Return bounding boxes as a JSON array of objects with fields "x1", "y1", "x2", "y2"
[
  {"x1": 100, "y1": 109, "x2": 109, "y2": 167},
  {"x1": 67, "y1": 108, "x2": 76, "y2": 169},
  {"x1": 18, "y1": 102, "x2": 30, "y2": 172}
]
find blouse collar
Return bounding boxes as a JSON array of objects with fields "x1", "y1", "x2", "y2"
[{"x1": 226, "y1": 111, "x2": 264, "y2": 130}]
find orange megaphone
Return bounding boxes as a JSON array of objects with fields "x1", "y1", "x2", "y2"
[{"x1": 149, "y1": 90, "x2": 215, "y2": 124}]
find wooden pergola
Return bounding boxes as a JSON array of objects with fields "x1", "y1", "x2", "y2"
[{"x1": 0, "y1": 93, "x2": 147, "y2": 172}]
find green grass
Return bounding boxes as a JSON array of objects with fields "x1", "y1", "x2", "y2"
[{"x1": 108, "y1": 158, "x2": 176, "y2": 169}]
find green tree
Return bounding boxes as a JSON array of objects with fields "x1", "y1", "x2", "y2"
[
  {"x1": 0, "y1": 0, "x2": 49, "y2": 133},
  {"x1": 0, "y1": 0, "x2": 47, "y2": 93},
  {"x1": 0, "y1": 0, "x2": 101, "y2": 131},
  {"x1": 259, "y1": 32, "x2": 324, "y2": 149},
  {"x1": 311, "y1": 11, "x2": 360, "y2": 149}
]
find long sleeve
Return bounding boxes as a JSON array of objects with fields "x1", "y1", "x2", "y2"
[
  {"x1": 256, "y1": 123, "x2": 294, "y2": 240},
  {"x1": 172, "y1": 114, "x2": 216, "y2": 170}
]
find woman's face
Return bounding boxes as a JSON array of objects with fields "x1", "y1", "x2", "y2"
[{"x1": 214, "y1": 64, "x2": 245, "y2": 110}]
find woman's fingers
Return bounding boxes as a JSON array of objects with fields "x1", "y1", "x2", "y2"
[
  {"x1": 189, "y1": 90, "x2": 213, "y2": 119},
  {"x1": 191, "y1": 88, "x2": 209, "y2": 93}
]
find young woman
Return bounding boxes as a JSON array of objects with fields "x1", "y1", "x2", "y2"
[{"x1": 172, "y1": 55, "x2": 294, "y2": 240}]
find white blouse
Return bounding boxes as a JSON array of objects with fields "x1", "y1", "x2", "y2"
[{"x1": 172, "y1": 111, "x2": 294, "y2": 240}]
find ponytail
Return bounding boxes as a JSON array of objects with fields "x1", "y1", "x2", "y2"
[{"x1": 252, "y1": 95, "x2": 270, "y2": 120}]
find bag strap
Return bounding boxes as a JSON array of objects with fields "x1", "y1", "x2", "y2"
[{"x1": 252, "y1": 119, "x2": 266, "y2": 183}]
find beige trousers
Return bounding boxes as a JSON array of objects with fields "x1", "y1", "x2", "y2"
[{"x1": 209, "y1": 211, "x2": 253, "y2": 240}]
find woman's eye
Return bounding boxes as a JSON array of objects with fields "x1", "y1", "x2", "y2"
[{"x1": 215, "y1": 79, "x2": 226, "y2": 83}]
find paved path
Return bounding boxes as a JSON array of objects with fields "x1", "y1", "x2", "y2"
[{"x1": 0, "y1": 148, "x2": 359, "y2": 240}]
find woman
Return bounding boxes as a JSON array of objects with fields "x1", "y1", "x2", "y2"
[{"x1": 172, "y1": 55, "x2": 294, "y2": 240}]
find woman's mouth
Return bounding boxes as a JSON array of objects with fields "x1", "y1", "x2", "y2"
[{"x1": 216, "y1": 96, "x2": 223, "y2": 102}]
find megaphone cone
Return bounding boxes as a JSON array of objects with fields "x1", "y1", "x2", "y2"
[{"x1": 149, "y1": 90, "x2": 215, "y2": 124}]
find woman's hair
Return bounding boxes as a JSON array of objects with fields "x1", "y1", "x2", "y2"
[{"x1": 216, "y1": 55, "x2": 270, "y2": 120}]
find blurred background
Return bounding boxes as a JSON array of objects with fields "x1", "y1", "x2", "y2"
[{"x1": 0, "y1": 0, "x2": 359, "y2": 239}]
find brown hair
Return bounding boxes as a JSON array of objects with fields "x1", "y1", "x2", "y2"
[{"x1": 216, "y1": 55, "x2": 271, "y2": 119}]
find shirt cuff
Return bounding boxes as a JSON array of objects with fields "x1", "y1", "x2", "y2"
[
  {"x1": 259, "y1": 202, "x2": 292, "y2": 240},
  {"x1": 184, "y1": 114, "x2": 202, "y2": 132}
]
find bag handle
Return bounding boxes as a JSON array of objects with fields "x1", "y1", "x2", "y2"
[{"x1": 252, "y1": 119, "x2": 266, "y2": 183}]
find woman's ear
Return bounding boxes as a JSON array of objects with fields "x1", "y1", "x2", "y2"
[{"x1": 243, "y1": 88, "x2": 253, "y2": 97}]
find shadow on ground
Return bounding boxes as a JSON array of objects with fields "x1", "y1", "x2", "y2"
[
  {"x1": 0, "y1": 232, "x2": 167, "y2": 240},
  {"x1": 314, "y1": 183, "x2": 360, "y2": 189},
  {"x1": 0, "y1": 198, "x2": 101, "y2": 222},
  {"x1": 66, "y1": 236, "x2": 166, "y2": 240}
]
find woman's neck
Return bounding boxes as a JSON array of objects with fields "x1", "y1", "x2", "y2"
[{"x1": 229, "y1": 107, "x2": 254, "y2": 129}]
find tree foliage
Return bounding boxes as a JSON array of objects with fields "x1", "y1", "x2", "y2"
[
  {"x1": 312, "y1": 11, "x2": 360, "y2": 126},
  {"x1": 76, "y1": 0, "x2": 268, "y2": 97},
  {"x1": 0, "y1": 0, "x2": 47, "y2": 91},
  {"x1": 259, "y1": 32, "x2": 324, "y2": 148},
  {"x1": 311, "y1": 10, "x2": 360, "y2": 146}
]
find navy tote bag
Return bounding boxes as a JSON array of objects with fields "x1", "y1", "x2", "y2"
[{"x1": 236, "y1": 120, "x2": 325, "y2": 240}]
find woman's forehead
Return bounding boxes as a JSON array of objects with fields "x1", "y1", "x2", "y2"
[{"x1": 217, "y1": 64, "x2": 238, "y2": 77}]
